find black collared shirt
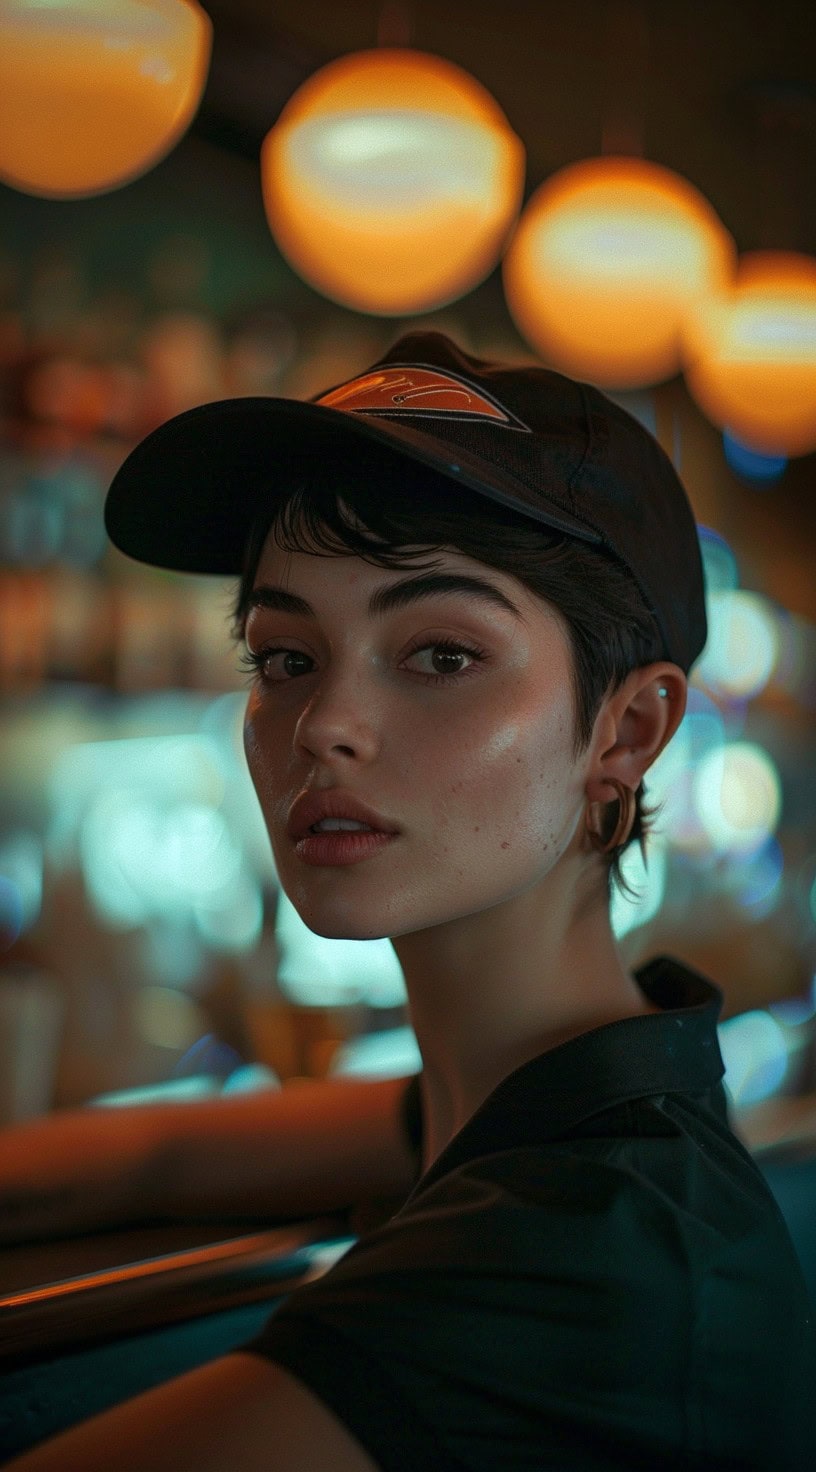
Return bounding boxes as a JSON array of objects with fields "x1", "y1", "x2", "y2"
[{"x1": 242, "y1": 955, "x2": 815, "y2": 1470}]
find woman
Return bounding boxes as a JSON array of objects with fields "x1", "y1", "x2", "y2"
[{"x1": 4, "y1": 333, "x2": 812, "y2": 1469}]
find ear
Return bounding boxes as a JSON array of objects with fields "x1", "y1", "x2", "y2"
[{"x1": 584, "y1": 664, "x2": 687, "y2": 805}]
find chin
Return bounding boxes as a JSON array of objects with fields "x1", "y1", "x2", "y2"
[
  {"x1": 283, "y1": 888, "x2": 394, "y2": 943},
  {"x1": 305, "y1": 918, "x2": 393, "y2": 942}
]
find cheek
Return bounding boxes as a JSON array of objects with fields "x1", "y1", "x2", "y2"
[
  {"x1": 436, "y1": 692, "x2": 576, "y2": 848},
  {"x1": 243, "y1": 704, "x2": 279, "y2": 799},
  {"x1": 243, "y1": 710, "x2": 294, "y2": 846},
  {"x1": 242, "y1": 707, "x2": 261, "y2": 783}
]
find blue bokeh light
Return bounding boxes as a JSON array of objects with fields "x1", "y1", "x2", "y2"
[{"x1": 723, "y1": 430, "x2": 787, "y2": 485}]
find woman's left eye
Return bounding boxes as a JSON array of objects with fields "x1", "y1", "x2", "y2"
[
  {"x1": 403, "y1": 637, "x2": 487, "y2": 683},
  {"x1": 238, "y1": 637, "x2": 487, "y2": 686}
]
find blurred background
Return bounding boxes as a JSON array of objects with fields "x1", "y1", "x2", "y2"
[{"x1": 0, "y1": 0, "x2": 814, "y2": 1141}]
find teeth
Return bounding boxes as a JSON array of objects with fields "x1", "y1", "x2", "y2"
[{"x1": 311, "y1": 818, "x2": 375, "y2": 833}]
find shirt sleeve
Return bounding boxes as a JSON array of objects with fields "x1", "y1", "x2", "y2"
[
  {"x1": 238, "y1": 1135, "x2": 815, "y2": 1472},
  {"x1": 238, "y1": 1147, "x2": 708, "y2": 1472}
]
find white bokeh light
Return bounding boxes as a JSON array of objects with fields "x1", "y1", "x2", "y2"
[
  {"x1": 646, "y1": 689, "x2": 727, "y2": 857},
  {"x1": 693, "y1": 741, "x2": 782, "y2": 857},
  {"x1": 718, "y1": 1009, "x2": 790, "y2": 1108},
  {"x1": 696, "y1": 589, "x2": 779, "y2": 700},
  {"x1": 289, "y1": 112, "x2": 506, "y2": 211},
  {"x1": 610, "y1": 834, "x2": 669, "y2": 939},
  {"x1": 330, "y1": 1026, "x2": 422, "y2": 1080},
  {"x1": 274, "y1": 889, "x2": 407, "y2": 1010},
  {"x1": 194, "y1": 872, "x2": 263, "y2": 952}
]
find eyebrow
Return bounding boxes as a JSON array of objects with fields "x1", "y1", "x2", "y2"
[{"x1": 246, "y1": 572, "x2": 525, "y2": 624}]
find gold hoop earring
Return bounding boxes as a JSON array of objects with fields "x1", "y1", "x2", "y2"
[{"x1": 586, "y1": 778, "x2": 636, "y2": 855}]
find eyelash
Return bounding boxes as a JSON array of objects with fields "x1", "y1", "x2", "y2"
[{"x1": 238, "y1": 636, "x2": 488, "y2": 688}]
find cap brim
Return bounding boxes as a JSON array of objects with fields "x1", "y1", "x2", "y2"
[{"x1": 104, "y1": 395, "x2": 601, "y2": 575}]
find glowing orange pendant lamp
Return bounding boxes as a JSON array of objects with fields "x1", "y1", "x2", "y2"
[
  {"x1": 503, "y1": 155, "x2": 736, "y2": 389},
  {"x1": 0, "y1": 0, "x2": 212, "y2": 198},
  {"x1": 260, "y1": 48, "x2": 525, "y2": 315}
]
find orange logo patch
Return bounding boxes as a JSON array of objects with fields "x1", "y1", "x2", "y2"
[{"x1": 316, "y1": 365, "x2": 528, "y2": 429}]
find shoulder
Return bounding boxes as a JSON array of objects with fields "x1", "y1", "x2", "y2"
[
  {"x1": 313, "y1": 1118, "x2": 781, "y2": 1303},
  {"x1": 261, "y1": 1142, "x2": 693, "y2": 1333}
]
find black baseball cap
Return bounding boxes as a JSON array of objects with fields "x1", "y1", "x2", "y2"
[{"x1": 105, "y1": 330, "x2": 708, "y2": 673}]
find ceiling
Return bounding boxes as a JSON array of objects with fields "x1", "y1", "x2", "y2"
[{"x1": 193, "y1": 0, "x2": 816, "y2": 259}]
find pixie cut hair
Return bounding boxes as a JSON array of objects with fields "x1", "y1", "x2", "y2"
[{"x1": 232, "y1": 443, "x2": 666, "y2": 903}]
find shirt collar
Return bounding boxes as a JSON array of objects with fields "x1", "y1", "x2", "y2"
[{"x1": 413, "y1": 954, "x2": 726, "y2": 1196}]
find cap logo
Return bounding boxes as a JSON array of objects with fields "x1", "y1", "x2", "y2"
[{"x1": 316, "y1": 363, "x2": 529, "y2": 430}]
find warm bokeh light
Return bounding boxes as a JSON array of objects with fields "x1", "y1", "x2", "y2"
[
  {"x1": 0, "y1": 0, "x2": 212, "y2": 199},
  {"x1": 681, "y1": 251, "x2": 816, "y2": 456},
  {"x1": 502, "y1": 155, "x2": 736, "y2": 388},
  {"x1": 260, "y1": 48, "x2": 525, "y2": 314},
  {"x1": 132, "y1": 983, "x2": 206, "y2": 1050}
]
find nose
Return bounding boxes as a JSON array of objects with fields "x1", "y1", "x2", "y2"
[{"x1": 292, "y1": 664, "x2": 383, "y2": 766}]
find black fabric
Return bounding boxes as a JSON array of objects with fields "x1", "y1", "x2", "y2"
[
  {"x1": 399, "y1": 1071, "x2": 423, "y2": 1175},
  {"x1": 240, "y1": 955, "x2": 815, "y2": 1470}
]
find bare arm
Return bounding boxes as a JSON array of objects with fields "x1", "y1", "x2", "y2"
[
  {"x1": 0, "y1": 1073, "x2": 421, "y2": 1244},
  {"x1": 157, "y1": 1071, "x2": 421, "y2": 1221},
  {"x1": 3, "y1": 1354, "x2": 381, "y2": 1472}
]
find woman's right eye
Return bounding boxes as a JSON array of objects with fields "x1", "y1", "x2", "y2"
[{"x1": 238, "y1": 647, "x2": 310, "y2": 681}]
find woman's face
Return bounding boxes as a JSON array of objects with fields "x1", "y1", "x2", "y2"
[{"x1": 242, "y1": 533, "x2": 592, "y2": 942}]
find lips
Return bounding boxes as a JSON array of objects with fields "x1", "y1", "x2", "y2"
[{"x1": 286, "y1": 790, "x2": 400, "y2": 842}]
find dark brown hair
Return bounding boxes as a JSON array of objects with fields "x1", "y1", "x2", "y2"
[{"x1": 231, "y1": 446, "x2": 666, "y2": 903}]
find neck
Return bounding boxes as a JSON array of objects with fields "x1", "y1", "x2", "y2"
[{"x1": 391, "y1": 879, "x2": 660, "y2": 1173}]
